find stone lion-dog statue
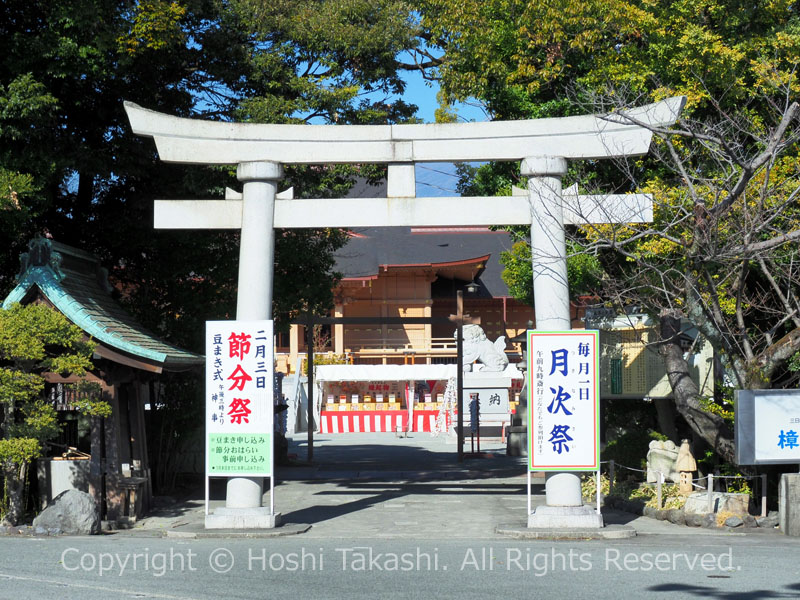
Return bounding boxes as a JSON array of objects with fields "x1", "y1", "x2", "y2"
[{"x1": 456, "y1": 324, "x2": 509, "y2": 372}]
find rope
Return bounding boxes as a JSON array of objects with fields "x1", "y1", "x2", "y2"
[
  {"x1": 611, "y1": 463, "x2": 648, "y2": 474},
  {"x1": 597, "y1": 459, "x2": 764, "y2": 509},
  {"x1": 603, "y1": 463, "x2": 758, "y2": 481},
  {"x1": 600, "y1": 462, "x2": 761, "y2": 493}
]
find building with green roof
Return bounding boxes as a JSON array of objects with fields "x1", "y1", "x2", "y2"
[{"x1": 3, "y1": 236, "x2": 203, "y2": 524}]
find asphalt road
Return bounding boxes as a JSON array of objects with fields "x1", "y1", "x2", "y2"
[{"x1": 1, "y1": 533, "x2": 799, "y2": 600}]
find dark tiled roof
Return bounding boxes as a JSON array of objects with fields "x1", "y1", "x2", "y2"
[{"x1": 334, "y1": 226, "x2": 515, "y2": 297}]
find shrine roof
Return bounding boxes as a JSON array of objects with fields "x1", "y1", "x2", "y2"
[
  {"x1": 3, "y1": 238, "x2": 203, "y2": 372},
  {"x1": 334, "y1": 226, "x2": 514, "y2": 298}
]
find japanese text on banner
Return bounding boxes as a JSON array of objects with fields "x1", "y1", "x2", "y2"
[
  {"x1": 528, "y1": 331, "x2": 599, "y2": 471},
  {"x1": 205, "y1": 320, "x2": 273, "y2": 477}
]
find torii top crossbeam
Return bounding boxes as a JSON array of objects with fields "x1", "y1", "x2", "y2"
[
  {"x1": 122, "y1": 96, "x2": 686, "y2": 326},
  {"x1": 124, "y1": 97, "x2": 685, "y2": 165}
]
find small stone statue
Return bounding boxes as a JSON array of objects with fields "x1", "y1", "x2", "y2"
[{"x1": 675, "y1": 439, "x2": 698, "y2": 495}]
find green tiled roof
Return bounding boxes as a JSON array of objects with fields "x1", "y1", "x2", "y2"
[{"x1": 3, "y1": 238, "x2": 203, "y2": 371}]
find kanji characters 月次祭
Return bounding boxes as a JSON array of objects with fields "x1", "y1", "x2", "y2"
[{"x1": 528, "y1": 331, "x2": 599, "y2": 471}]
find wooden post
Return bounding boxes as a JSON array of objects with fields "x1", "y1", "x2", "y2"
[
  {"x1": 103, "y1": 384, "x2": 123, "y2": 521},
  {"x1": 609, "y1": 460, "x2": 615, "y2": 497},
  {"x1": 89, "y1": 415, "x2": 104, "y2": 509},
  {"x1": 656, "y1": 471, "x2": 663, "y2": 509},
  {"x1": 456, "y1": 291, "x2": 464, "y2": 463},
  {"x1": 306, "y1": 313, "x2": 314, "y2": 463},
  {"x1": 130, "y1": 381, "x2": 152, "y2": 513}
]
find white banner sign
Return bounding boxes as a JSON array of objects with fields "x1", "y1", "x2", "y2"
[
  {"x1": 205, "y1": 320, "x2": 274, "y2": 477},
  {"x1": 736, "y1": 389, "x2": 800, "y2": 464},
  {"x1": 528, "y1": 330, "x2": 600, "y2": 471}
]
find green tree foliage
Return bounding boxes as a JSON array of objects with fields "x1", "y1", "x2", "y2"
[
  {"x1": 0, "y1": 0, "x2": 235, "y2": 343},
  {"x1": 230, "y1": 0, "x2": 422, "y2": 125},
  {"x1": 500, "y1": 240, "x2": 602, "y2": 305},
  {"x1": 0, "y1": 1, "x2": 428, "y2": 353},
  {"x1": 420, "y1": 0, "x2": 800, "y2": 119},
  {"x1": 0, "y1": 303, "x2": 109, "y2": 524},
  {"x1": 0, "y1": 2, "x2": 432, "y2": 493},
  {"x1": 416, "y1": 0, "x2": 800, "y2": 460}
]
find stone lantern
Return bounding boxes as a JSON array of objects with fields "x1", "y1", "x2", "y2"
[{"x1": 675, "y1": 439, "x2": 697, "y2": 495}]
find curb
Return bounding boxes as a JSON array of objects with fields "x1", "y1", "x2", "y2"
[
  {"x1": 165, "y1": 523, "x2": 311, "y2": 539},
  {"x1": 279, "y1": 469, "x2": 529, "y2": 481},
  {"x1": 495, "y1": 523, "x2": 636, "y2": 540}
]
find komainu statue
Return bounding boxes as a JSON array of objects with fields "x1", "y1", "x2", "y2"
[{"x1": 457, "y1": 324, "x2": 509, "y2": 372}]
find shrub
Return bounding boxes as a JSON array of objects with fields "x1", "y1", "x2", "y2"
[
  {"x1": 302, "y1": 352, "x2": 348, "y2": 375},
  {"x1": 603, "y1": 429, "x2": 668, "y2": 471},
  {"x1": 584, "y1": 472, "x2": 686, "y2": 509},
  {"x1": 0, "y1": 303, "x2": 109, "y2": 525}
]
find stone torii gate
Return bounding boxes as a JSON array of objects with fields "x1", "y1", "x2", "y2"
[{"x1": 125, "y1": 96, "x2": 684, "y2": 529}]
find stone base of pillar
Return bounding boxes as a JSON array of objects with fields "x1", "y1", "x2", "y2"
[
  {"x1": 506, "y1": 427, "x2": 527, "y2": 456},
  {"x1": 527, "y1": 505, "x2": 604, "y2": 529},
  {"x1": 225, "y1": 476, "x2": 263, "y2": 509},
  {"x1": 205, "y1": 507, "x2": 282, "y2": 529},
  {"x1": 779, "y1": 473, "x2": 800, "y2": 536}
]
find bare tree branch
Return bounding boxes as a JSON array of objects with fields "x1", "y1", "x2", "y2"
[{"x1": 730, "y1": 228, "x2": 800, "y2": 254}]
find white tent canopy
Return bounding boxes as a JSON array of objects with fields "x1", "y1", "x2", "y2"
[{"x1": 314, "y1": 364, "x2": 457, "y2": 382}]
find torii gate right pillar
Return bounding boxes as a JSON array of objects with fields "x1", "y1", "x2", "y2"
[{"x1": 523, "y1": 156, "x2": 604, "y2": 528}]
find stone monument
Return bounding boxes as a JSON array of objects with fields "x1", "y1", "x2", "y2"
[{"x1": 647, "y1": 439, "x2": 680, "y2": 483}]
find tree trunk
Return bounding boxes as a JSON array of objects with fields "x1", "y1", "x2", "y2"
[
  {"x1": 659, "y1": 314, "x2": 736, "y2": 462},
  {"x1": 3, "y1": 463, "x2": 27, "y2": 526},
  {"x1": 653, "y1": 397, "x2": 680, "y2": 441}
]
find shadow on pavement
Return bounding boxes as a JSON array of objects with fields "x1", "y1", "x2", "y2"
[{"x1": 647, "y1": 583, "x2": 800, "y2": 599}]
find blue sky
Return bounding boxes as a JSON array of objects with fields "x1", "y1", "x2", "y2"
[
  {"x1": 401, "y1": 67, "x2": 488, "y2": 124},
  {"x1": 398, "y1": 69, "x2": 488, "y2": 197}
]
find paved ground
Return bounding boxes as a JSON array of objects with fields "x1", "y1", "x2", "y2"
[
  {"x1": 3, "y1": 532, "x2": 799, "y2": 600},
  {"x1": 126, "y1": 432, "x2": 768, "y2": 540},
  {"x1": 2, "y1": 433, "x2": 793, "y2": 599}
]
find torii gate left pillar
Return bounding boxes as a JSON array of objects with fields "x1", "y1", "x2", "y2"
[{"x1": 224, "y1": 161, "x2": 282, "y2": 514}]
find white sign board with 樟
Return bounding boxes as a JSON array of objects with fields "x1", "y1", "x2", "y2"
[
  {"x1": 528, "y1": 330, "x2": 599, "y2": 471},
  {"x1": 205, "y1": 320, "x2": 274, "y2": 478},
  {"x1": 736, "y1": 389, "x2": 800, "y2": 465}
]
